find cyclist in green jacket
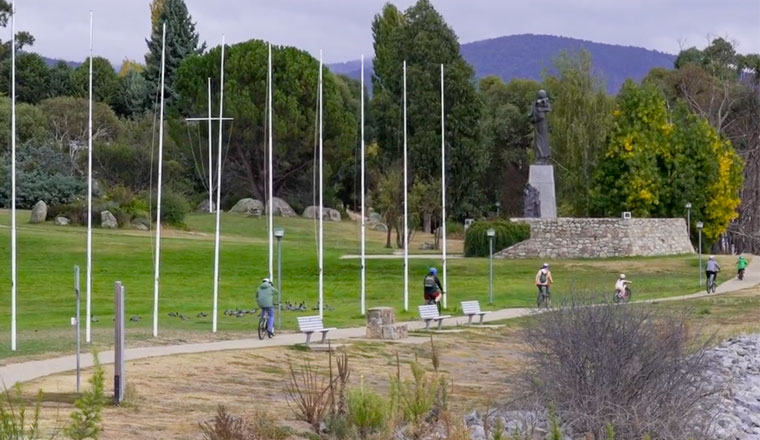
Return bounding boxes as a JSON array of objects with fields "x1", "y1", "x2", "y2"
[
  {"x1": 256, "y1": 278, "x2": 277, "y2": 336},
  {"x1": 737, "y1": 255, "x2": 748, "y2": 280}
]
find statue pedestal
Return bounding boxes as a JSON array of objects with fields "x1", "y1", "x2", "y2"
[{"x1": 529, "y1": 165, "x2": 556, "y2": 218}]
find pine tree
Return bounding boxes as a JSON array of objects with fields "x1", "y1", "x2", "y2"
[{"x1": 143, "y1": 0, "x2": 204, "y2": 106}]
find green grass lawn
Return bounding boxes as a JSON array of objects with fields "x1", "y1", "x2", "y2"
[{"x1": 0, "y1": 209, "x2": 719, "y2": 358}]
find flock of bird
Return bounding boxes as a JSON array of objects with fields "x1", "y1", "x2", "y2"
[{"x1": 88, "y1": 302, "x2": 335, "y2": 324}]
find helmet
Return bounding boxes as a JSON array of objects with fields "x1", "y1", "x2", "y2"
[
  {"x1": 429, "y1": 267, "x2": 438, "y2": 276},
  {"x1": 709, "y1": 255, "x2": 715, "y2": 260},
  {"x1": 619, "y1": 274, "x2": 626, "y2": 279},
  {"x1": 262, "y1": 277, "x2": 271, "y2": 284},
  {"x1": 542, "y1": 263, "x2": 549, "y2": 268}
]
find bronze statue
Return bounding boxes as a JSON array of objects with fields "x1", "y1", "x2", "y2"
[{"x1": 530, "y1": 89, "x2": 552, "y2": 164}]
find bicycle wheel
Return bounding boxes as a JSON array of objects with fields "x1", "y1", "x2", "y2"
[
  {"x1": 257, "y1": 312, "x2": 267, "y2": 340},
  {"x1": 624, "y1": 287, "x2": 632, "y2": 303},
  {"x1": 613, "y1": 291, "x2": 621, "y2": 304}
]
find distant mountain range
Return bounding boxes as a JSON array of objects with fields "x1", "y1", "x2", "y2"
[{"x1": 329, "y1": 34, "x2": 677, "y2": 94}]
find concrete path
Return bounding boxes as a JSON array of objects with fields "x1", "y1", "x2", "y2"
[{"x1": 1, "y1": 258, "x2": 757, "y2": 387}]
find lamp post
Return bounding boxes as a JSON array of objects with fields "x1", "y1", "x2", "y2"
[
  {"x1": 495, "y1": 201, "x2": 501, "y2": 218},
  {"x1": 487, "y1": 228, "x2": 495, "y2": 305},
  {"x1": 685, "y1": 202, "x2": 692, "y2": 239},
  {"x1": 697, "y1": 221, "x2": 703, "y2": 286},
  {"x1": 274, "y1": 227, "x2": 284, "y2": 331}
]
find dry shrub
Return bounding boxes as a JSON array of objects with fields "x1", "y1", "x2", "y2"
[
  {"x1": 199, "y1": 405, "x2": 286, "y2": 440},
  {"x1": 284, "y1": 361, "x2": 333, "y2": 431},
  {"x1": 520, "y1": 295, "x2": 721, "y2": 439}
]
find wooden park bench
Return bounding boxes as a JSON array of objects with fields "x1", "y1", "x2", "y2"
[
  {"x1": 297, "y1": 315, "x2": 336, "y2": 345},
  {"x1": 460, "y1": 300, "x2": 490, "y2": 324},
  {"x1": 418, "y1": 304, "x2": 451, "y2": 330}
]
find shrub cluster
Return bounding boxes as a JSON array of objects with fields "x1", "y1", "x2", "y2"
[{"x1": 464, "y1": 220, "x2": 530, "y2": 257}]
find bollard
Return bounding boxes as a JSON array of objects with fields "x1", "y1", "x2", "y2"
[{"x1": 114, "y1": 281, "x2": 125, "y2": 404}]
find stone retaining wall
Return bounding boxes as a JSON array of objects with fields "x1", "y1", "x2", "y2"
[{"x1": 496, "y1": 217, "x2": 694, "y2": 259}]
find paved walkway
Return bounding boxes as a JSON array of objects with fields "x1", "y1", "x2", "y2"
[{"x1": 2, "y1": 258, "x2": 757, "y2": 387}]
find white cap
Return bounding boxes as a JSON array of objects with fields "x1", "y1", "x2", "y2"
[
  {"x1": 619, "y1": 274, "x2": 626, "y2": 279},
  {"x1": 262, "y1": 278, "x2": 270, "y2": 284}
]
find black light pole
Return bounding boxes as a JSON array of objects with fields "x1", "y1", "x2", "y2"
[
  {"x1": 274, "y1": 227, "x2": 284, "y2": 331},
  {"x1": 487, "y1": 228, "x2": 496, "y2": 305},
  {"x1": 697, "y1": 221, "x2": 704, "y2": 286}
]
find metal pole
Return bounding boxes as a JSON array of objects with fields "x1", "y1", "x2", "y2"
[
  {"x1": 212, "y1": 36, "x2": 225, "y2": 333},
  {"x1": 403, "y1": 60, "x2": 409, "y2": 312},
  {"x1": 698, "y1": 230, "x2": 703, "y2": 286},
  {"x1": 489, "y1": 237, "x2": 494, "y2": 305},
  {"x1": 686, "y1": 208, "x2": 690, "y2": 240},
  {"x1": 10, "y1": 0, "x2": 17, "y2": 351},
  {"x1": 114, "y1": 281, "x2": 125, "y2": 404},
  {"x1": 267, "y1": 43, "x2": 274, "y2": 280},
  {"x1": 318, "y1": 51, "x2": 324, "y2": 318},
  {"x1": 277, "y1": 237, "x2": 282, "y2": 331},
  {"x1": 75, "y1": 265, "x2": 81, "y2": 392},
  {"x1": 360, "y1": 54, "x2": 366, "y2": 316},
  {"x1": 440, "y1": 63, "x2": 447, "y2": 310},
  {"x1": 152, "y1": 23, "x2": 167, "y2": 337},
  {"x1": 85, "y1": 10, "x2": 93, "y2": 344}
]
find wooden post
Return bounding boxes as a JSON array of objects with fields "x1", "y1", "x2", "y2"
[{"x1": 114, "y1": 281, "x2": 125, "y2": 404}]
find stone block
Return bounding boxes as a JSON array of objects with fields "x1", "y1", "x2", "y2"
[{"x1": 528, "y1": 165, "x2": 556, "y2": 218}]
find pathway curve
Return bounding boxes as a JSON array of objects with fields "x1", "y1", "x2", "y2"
[{"x1": 2, "y1": 257, "x2": 758, "y2": 387}]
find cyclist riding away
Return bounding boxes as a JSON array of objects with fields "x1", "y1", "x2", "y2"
[
  {"x1": 705, "y1": 256, "x2": 720, "y2": 291},
  {"x1": 737, "y1": 254, "x2": 748, "y2": 280},
  {"x1": 256, "y1": 278, "x2": 277, "y2": 337},
  {"x1": 615, "y1": 274, "x2": 631, "y2": 300},
  {"x1": 424, "y1": 267, "x2": 443, "y2": 307},
  {"x1": 535, "y1": 263, "x2": 553, "y2": 297}
]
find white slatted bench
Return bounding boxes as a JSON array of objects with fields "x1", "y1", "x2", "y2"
[
  {"x1": 461, "y1": 300, "x2": 490, "y2": 324},
  {"x1": 297, "y1": 316, "x2": 336, "y2": 345},
  {"x1": 418, "y1": 304, "x2": 451, "y2": 330}
]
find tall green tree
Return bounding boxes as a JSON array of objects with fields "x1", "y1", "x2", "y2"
[
  {"x1": 70, "y1": 57, "x2": 119, "y2": 105},
  {"x1": 113, "y1": 70, "x2": 150, "y2": 118},
  {"x1": 144, "y1": 0, "x2": 204, "y2": 106},
  {"x1": 592, "y1": 81, "x2": 743, "y2": 242},
  {"x1": 478, "y1": 76, "x2": 538, "y2": 216},
  {"x1": 48, "y1": 60, "x2": 74, "y2": 97},
  {"x1": 542, "y1": 50, "x2": 615, "y2": 216},
  {"x1": 371, "y1": 0, "x2": 484, "y2": 220},
  {"x1": 0, "y1": 52, "x2": 50, "y2": 103},
  {"x1": 175, "y1": 40, "x2": 357, "y2": 207}
]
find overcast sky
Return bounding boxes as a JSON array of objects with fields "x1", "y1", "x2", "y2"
[{"x1": 7, "y1": 0, "x2": 760, "y2": 67}]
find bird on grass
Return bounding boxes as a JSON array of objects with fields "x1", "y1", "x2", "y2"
[
  {"x1": 197, "y1": 312, "x2": 208, "y2": 318},
  {"x1": 179, "y1": 314, "x2": 189, "y2": 321},
  {"x1": 91, "y1": 316, "x2": 99, "y2": 323},
  {"x1": 168, "y1": 312, "x2": 177, "y2": 317},
  {"x1": 129, "y1": 316, "x2": 141, "y2": 322}
]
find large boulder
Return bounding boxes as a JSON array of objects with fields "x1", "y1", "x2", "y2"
[
  {"x1": 29, "y1": 201, "x2": 47, "y2": 223},
  {"x1": 100, "y1": 210, "x2": 118, "y2": 229},
  {"x1": 195, "y1": 199, "x2": 215, "y2": 213},
  {"x1": 302, "y1": 206, "x2": 342, "y2": 222},
  {"x1": 265, "y1": 197, "x2": 297, "y2": 217},
  {"x1": 369, "y1": 212, "x2": 383, "y2": 226},
  {"x1": 229, "y1": 198, "x2": 263, "y2": 216},
  {"x1": 54, "y1": 216, "x2": 70, "y2": 226}
]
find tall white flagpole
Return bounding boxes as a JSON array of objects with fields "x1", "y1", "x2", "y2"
[
  {"x1": 318, "y1": 51, "x2": 324, "y2": 318},
  {"x1": 10, "y1": 0, "x2": 17, "y2": 351},
  {"x1": 85, "y1": 11, "x2": 94, "y2": 343},
  {"x1": 207, "y1": 77, "x2": 213, "y2": 213},
  {"x1": 212, "y1": 36, "x2": 225, "y2": 333},
  {"x1": 152, "y1": 23, "x2": 167, "y2": 337},
  {"x1": 267, "y1": 44, "x2": 274, "y2": 280},
  {"x1": 360, "y1": 55, "x2": 366, "y2": 316},
  {"x1": 440, "y1": 64, "x2": 448, "y2": 309},
  {"x1": 403, "y1": 60, "x2": 409, "y2": 312}
]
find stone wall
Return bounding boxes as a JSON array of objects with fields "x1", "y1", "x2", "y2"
[{"x1": 496, "y1": 217, "x2": 694, "y2": 259}]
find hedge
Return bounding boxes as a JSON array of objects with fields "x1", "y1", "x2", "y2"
[{"x1": 464, "y1": 220, "x2": 530, "y2": 257}]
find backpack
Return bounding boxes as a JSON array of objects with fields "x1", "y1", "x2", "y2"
[
  {"x1": 424, "y1": 275, "x2": 437, "y2": 288},
  {"x1": 539, "y1": 270, "x2": 547, "y2": 284}
]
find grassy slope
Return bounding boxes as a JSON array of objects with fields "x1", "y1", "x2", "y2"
[{"x1": 0, "y1": 209, "x2": 721, "y2": 357}]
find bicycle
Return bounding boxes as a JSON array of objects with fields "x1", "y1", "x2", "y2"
[
  {"x1": 536, "y1": 286, "x2": 551, "y2": 308},
  {"x1": 706, "y1": 272, "x2": 718, "y2": 294},
  {"x1": 258, "y1": 308, "x2": 274, "y2": 340},
  {"x1": 613, "y1": 286, "x2": 632, "y2": 303}
]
